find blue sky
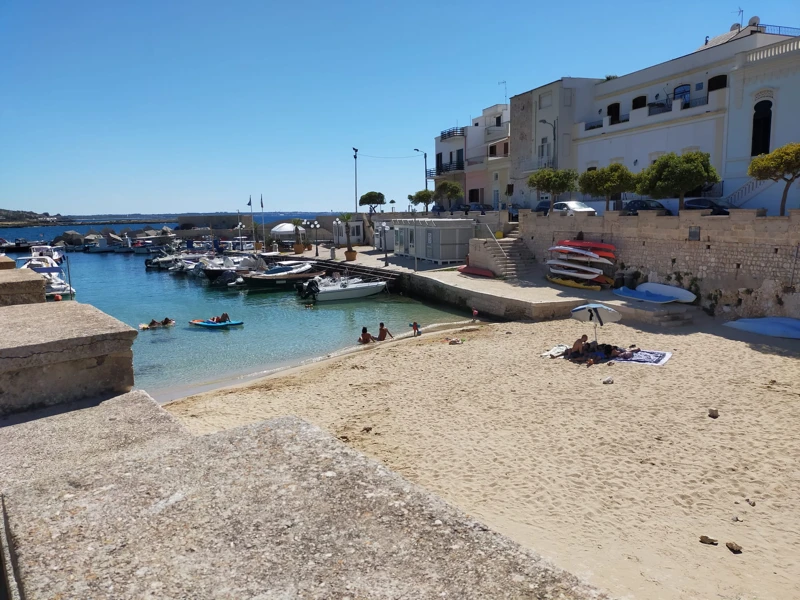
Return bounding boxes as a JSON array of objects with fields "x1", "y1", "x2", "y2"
[{"x1": 1, "y1": 0, "x2": 796, "y2": 215}]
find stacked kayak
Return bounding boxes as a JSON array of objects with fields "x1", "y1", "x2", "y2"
[{"x1": 547, "y1": 240, "x2": 617, "y2": 289}]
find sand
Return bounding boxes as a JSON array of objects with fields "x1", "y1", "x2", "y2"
[{"x1": 166, "y1": 320, "x2": 800, "y2": 600}]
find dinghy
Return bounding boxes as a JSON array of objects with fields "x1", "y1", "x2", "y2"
[
  {"x1": 723, "y1": 317, "x2": 800, "y2": 339},
  {"x1": 636, "y1": 283, "x2": 696, "y2": 303},
  {"x1": 612, "y1": 286, "x2": 679, "y2": 304},
  {"x1": 189, "y1": 319, "x2": 244, "y2": 328}
]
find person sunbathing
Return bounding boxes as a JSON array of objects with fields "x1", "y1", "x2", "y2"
[
  {"x1": 611, "y1": 346, "x2": 641, "y2": 359},
  {"x1": 210, "y1": 312, "x2": 231, "y2": 323},
  {"x1": 569, "y1": 335, "x2": 589, "y2": 359}
]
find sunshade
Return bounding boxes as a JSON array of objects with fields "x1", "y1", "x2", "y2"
[{"x1": 571, "y1": 303, "x2": 621, "y2": 342}]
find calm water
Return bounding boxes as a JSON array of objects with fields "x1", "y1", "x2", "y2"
[{"x1": 4, "y1": 225, "x2": 464, "y2": 398}]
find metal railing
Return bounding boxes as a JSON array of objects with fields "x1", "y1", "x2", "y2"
[
  {"x1": 585, "y1": 119, "x2": 603, "y2": 131},
  {"x1": 760, "y1": 24, "x2": 800, "y2": 37},
  {"x1": 426, "y1": 161, "x2": 464, "y2": 177},
  {"x1": 466, "y1": 155, "x2": 485, "y2": 166},
  {"x1": 440, "y1": 127, "x2": 466, "y2": 140},
  {"x1": 685, "y1": 95, "x2": 709, "y2": 109},
  {"x1": 474, "y1": 223, "x2": 509, "y2": 271},
  {"x1": 617, "y1": 113, "x2": 630, "y2": 123},
  {"x1": 648, "y1": 102, "x2": 672, "y2": 116}
]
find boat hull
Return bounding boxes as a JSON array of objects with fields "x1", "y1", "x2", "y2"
[
  {"x1": 189, "y1": 320, "x2": 244, "y2": 328},
  {"x1": 242, "y1": 271, "x2": 324, "y2": 291},
  {"x1": 546, "y1": 274, "x2": 601, "y2": 291},
  {"x1": 311, "y1": 281, "x2": 387, "y2": 302}
]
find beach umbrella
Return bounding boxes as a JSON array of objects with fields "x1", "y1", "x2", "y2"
[{"x1": 570, "y1": 303, "x2": 621, "y2": 343}]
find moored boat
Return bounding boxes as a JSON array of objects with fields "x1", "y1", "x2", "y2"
[{"x1": 297, "y1": 277, "x2": 386, "y2": 302}]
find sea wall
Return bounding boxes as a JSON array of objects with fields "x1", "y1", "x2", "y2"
[
  {"x1": 0, "y1": 269, "x2": 46, "y2": 306},
  {"x1": 0, "y1": 302, "x2": 137, "y2": 415},
  {"x1": 520, "y1": 209, "x2": 800, "y2": 317}
]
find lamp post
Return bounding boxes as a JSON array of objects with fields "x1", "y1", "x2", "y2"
[
  {"x1": 538, "y1": 119, "x2": 557, "y2": 169},
  {"x1": 353, "y1": 147, "x2": 359, "y2": 214},
  {"x1": 380, "y1": 221, "x2": 389, "y2": 267},
  {"x1": 333, "y1": 217, "x2": 341, "y2": 249},
  {"x1": 311, "y1": 221, "x2": 320, "y2": 257},
  {"x1": 413, "y1": 148, "x2": 428, "y2": 191},
  {"x1": 410, "y1": 207, "x2": 418, "y2": 272}
]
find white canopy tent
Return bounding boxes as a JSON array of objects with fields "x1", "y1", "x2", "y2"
[{"x1": 270, "y1": 223, "x2": 306, "y2": 242}]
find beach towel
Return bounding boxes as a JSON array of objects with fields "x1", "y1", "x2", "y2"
[
  {"x1": 612, "y1": 350, "x2": 672, "y2": 366},
  {"x1": 541, "y1": 344, "x2": 569, "y2": 358}
]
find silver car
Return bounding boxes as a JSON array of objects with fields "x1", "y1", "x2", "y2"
[{"x1": 551, "y1": 201, "x2": 597, "y2": 216}]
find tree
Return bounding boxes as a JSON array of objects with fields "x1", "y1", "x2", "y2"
[
  {"x1": 748, "y1": 142, "x2": 800, "y2": 216},
  {"x1": 290, "y1": 218, "x2": 304, "y2": 245},
  {"x1": 359, "y1": 191, "x2": 385, "y2": 213},
  {"x1": 636, "y1": 151, "x2": 719, "y2": 211},
  {"x1": 433, "y1": 181, "x2": 463, "y2": 209},
  {"x1": 579, "y1": 163, "x2": 637, "y2": 211},
  {"x1": 409, "y1": 189, "x2": 434, "y2": 213},
  {"x1": 338, "y1": 213, "x2": 354, "y2": 251},
  {"x1": 527, "y1": 168, "x2": 578, "y2": 212}
]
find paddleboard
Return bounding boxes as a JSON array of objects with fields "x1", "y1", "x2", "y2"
[
  {"x1": 189, "y1": 319, "x2": 245, "y2": 328},
  {"x1": 557, "y1": 239, "x2": 616, "y2": 252},
  {"x1": 546, "y1": 274, "x2": 601, "y2": 291},
  {"x1": 636, "y1": 282, "x2": 696, "y2": 303},
  {"x1": 613, "y1": 286, "x2": 678, "y2": 304},
  {"x1": 723, "y1": 317, "x2": 800, "y2": 339},
  {"x1": 549, "y1": 267, "x2": 600, "y2": 280},
  {"x1": 546, "y1": 259, "x2": 603, "y2": 275}
]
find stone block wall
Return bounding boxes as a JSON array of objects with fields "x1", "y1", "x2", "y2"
[
  {"x1": 520, "y1": 209, "x2": 800, "y2": 317},
  {"x1": 0, "y1": 269, "x2": 46, "y2": 306}
]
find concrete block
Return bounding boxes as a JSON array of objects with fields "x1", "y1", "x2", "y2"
[
  {"x1": 0, "y1": 302, "x2": 137, "y2": 415},
  {"x1": 0, "y1": 269, "x2": 46, "y2": 306},
  {"x1": 0, "y1": 255, "x2": 15, "y2": 270}
]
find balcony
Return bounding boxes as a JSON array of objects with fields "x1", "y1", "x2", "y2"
[
  {"x1": 648, "y1": 102, "x2": 672, "y2": 116},
  {"x1": 585, "y1": 119, "x2": 603, "y2": 131},
  {"x1": 520, "y1": 157, "x2": 554, "y2": 172},
  {"x1": 684, "y1": 95, "x2": 708, "y2": 109},
  {"x1": 426, "y1": 161, "x2": 465, "y2": 178},
  {"x1": 485, "y1": 121, "x2": 510, "y2": 143},
  {"x1": 440, "y1": 127, "x2": 466, "y2": 140}
]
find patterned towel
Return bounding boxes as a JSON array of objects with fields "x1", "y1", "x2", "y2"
[{"x1": 612, "y1": 350, "x2": 672, "y2": 366}]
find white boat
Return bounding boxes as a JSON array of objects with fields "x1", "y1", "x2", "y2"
[
  {"x1": 17, "y1": 256, "x2": 76, "y2": 298},
  {"x1": 87, "y1": 239, "x2": 115, "y2": 253},
  {"x1": 548, "y1": 246, "x2": 612, "y2": 265},
  {"x1": 546, "y1": 259, "x2": 602, "y2": 275},
  {"x1": 300, "y1": 277, "x2": 386, "y2": 302},
  {"x1": 31, "y1": 245, "x2": 64, "y2": 263},
  {"x1": 636, "y1": 283, "x2": 697, "y2": 303}
]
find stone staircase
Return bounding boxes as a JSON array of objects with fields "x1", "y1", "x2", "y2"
[{"x1": 486, "y1": 224, "x2": 538, "y2": 279}]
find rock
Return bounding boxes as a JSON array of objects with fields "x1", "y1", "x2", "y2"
[
  {"x1": 602, "y1": 377, "x2": 614, "y2": 385},
  {"x1": 732, "y1": 515, "x2": 743, "y2": 522},
  {"x1": 361, "y1": 426, "x2": 373, "y2": 434},
  {"x1": 726, "y1": 542, "x2": 743, "y2": 554},
  {"x1": 699, "y1": 536, "x2": 718, "y2": 545},
  {"x1": 746, "y1": 498, "x2": 756, "y2": 507},
  {"x1": 708, "y1": 408, "x2": 719, "y2": 419}
]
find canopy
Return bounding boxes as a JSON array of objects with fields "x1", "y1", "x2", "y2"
[
  {"x1": 571, "y1": 303, "x2": 621, "y2": 342},
  {"x1": 271, "y1": 223, "x2": 305, "y2": 234}
]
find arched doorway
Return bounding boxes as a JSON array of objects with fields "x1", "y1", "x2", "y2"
[{"x1": 751, "y1": 100, "x2": 772, "y2": 156}]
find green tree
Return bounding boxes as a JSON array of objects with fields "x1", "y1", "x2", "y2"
[
  {"x1": 433, "y1": 181, "x2": 463, "y2": 209},
  {"x1": 527, "y1": 168, "x2": 578, "y2": 212},
  {"x1": 409, "y1": 189, "x2": 434, "y2": 213},
  {"x1": 748, "y1": 142, "x2": 800, "y2": 216},
  {"x1": 338, "y1": 212, "x2": 354, "y2": 251},
  {"x1": 290, "y1": 218, "x2": 304, "y2": 245},
  {"x1": 359, "y1": 191, "x2": 385, "y2": 213},
  {"x1": 579, "y1": 163, "x2": 637, "y2": 211},
  {"x1": 636, "y1": 151, "x2": 719, "y2": 211}
]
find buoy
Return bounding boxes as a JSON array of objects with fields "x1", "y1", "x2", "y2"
[{"x1": 54, "y1": 294, "x2": 63, "y2": 301}]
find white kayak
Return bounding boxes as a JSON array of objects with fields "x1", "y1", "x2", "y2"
[
  {"x1": 636, "y1": 282, "x2": 696, "y2": 303},
  {"x1": 549, "y1": 245, "x2": 599, "y2": 258},
  {"x1": 545, "y1": 259, "x2": 603, "y2": 275}
]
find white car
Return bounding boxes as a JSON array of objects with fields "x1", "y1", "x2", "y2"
[{"x1": 551, "y1": 201, "x2": 597, "y2": 216}]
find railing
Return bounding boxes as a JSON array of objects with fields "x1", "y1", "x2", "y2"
[
  {"x1": 426, "y1": 161, "x2": 464, "y2": 177},
  {"x1": 474, "y1": 223, "x2": 509, "y2": 273},
  {"x1": 648, "y1": 102, "x2": 672, "y2": 116},
  {"x1": 759, "y1": 24, "x2": 800, "y2": 37},
  {"x1": 725, "y1": 178, "x2": 771, "y2": 207},
  {"x1": 488, "y1": 152, "x2": 510, "y2": 160},
  {"x1": 440, "y1": 127, "x2": 466, "y2": 140},
  {"x1": 685, "y1": 95, "x2": 709, "y2": 109},
  {"x1": 746, "y1": 37, "x2": 800, "y2": 62},
  {"x1": 617, "y1": 113, "x2": 630, "y2": 123},
  {"x1": 585, "y1": 119, "x2": 603, "y2": 131},
  {"x1": 466, "y1": 155, "x2": 485, "y2": 166},
  {"x1": 485, "y1": 121, "x2": 510, "y2": 142}
]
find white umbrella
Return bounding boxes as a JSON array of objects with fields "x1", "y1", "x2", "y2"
[{"x1": 571, "y1": 303, "x2": 621, "y2": 343}]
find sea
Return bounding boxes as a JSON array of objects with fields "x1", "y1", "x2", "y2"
[{"x1": 3, "y1": 222, "x2": 465, "y2": 401}]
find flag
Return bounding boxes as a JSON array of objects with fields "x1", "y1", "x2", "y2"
[
  {"x1": 260, "y1": 194, "x2": 263, "y2": 209},
  {"x1": 247, "y1": 196, "x2": 252, "y2": 207}
]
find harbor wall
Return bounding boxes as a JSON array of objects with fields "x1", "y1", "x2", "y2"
[
  {"x1": 519, "y1": 209, "x2": 800, "y2": 318},
  {"x1": 0, "y1": 269, "x2": 46, "y2": 306}
]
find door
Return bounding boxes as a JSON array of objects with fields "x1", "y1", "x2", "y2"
[
  {"x1": 426, "y1": 231, "x2": 433, "y2": 258},
  {"x1": 456, "y1": 148, "x2": 464, "y2": 168},
  {"x1": 492, "y1": 189, "x2": 500, "y2": 210}
]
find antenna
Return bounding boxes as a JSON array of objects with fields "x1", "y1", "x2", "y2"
[
  {"x1": 736, "y1": 6, "x2": 744, "y2": 28},
  {"x1": 499, "y1": 80, "x2": 508, "y2": 105}
]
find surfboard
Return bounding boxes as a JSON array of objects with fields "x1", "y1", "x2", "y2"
[
  {"x1": 723, "y1": 317, "x2": 800, "y2": 339},
  {"x1": 612, "y1": 286, "x2": 679, "y2": 304},
  {"x1": 636, "y1": 283, "x2": 696, "y2": 303},
  {"x1": 546, "y1": 259, "x2": 603, "y2": 275}
]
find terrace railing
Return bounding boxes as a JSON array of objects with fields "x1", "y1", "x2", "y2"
[
  {"x1": 585, "y1": 119, "x2": 603, "y2": 131},
  {"x1": 440, "y1": 127, "x2": 466, "y2": 140}
]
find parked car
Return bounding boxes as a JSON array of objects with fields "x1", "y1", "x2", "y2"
[
  {"x1": 551, "y1": 201, "x2": 597, "y2": 216},
  {"x1": 468, "y1": 203, "x2": 494, "y2": 213},
  {"x1": 683, "y1": 198, "x2": 730, "y2": 215},
  {"x1": 534, "y1": 200, "x2": 551, "y2": 215},
  {"x1": 430, "y1": 204, "x2": 446, "y2": 215},
  {"x1": 449, "y1": 203, "x2": 470, "y2": 213},
  {"x1": 623, "y1": 199, "x2": 673, "y2": 216},
  {"x1": 507, "y1": 203, "x2": 524, "y2": 220}
]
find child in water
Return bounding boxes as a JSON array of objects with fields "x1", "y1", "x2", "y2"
[{"x1": 410, "y1": 321, "x2": 421, "y2": 336}]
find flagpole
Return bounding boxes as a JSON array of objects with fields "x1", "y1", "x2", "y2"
[
  {"x1": 260, "y1": 194, "x2": 266, "y2": 251},
  {"x1": 237, "y1": 209, "x2": 241, "y2": 251},
  {"x1": 249, "y1": 195, "x2": 255, "y2": 250}
]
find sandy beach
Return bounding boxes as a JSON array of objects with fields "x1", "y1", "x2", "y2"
[{"x1": 166, "y1": 319, "x2": 800, "y2": 600}]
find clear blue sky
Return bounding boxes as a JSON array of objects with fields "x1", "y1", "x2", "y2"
[{"x1": 1, "y1": 0, "x2": 796, "y2": 215}]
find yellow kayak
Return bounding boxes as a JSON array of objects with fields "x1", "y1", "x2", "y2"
[{"x1": 546, "y1": 274, "x2": 601, "y2": 291}]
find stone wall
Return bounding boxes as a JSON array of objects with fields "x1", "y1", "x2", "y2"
[
  {"x1": 0, "y1": 269, "x2": 46, "y2": 306},
  {"x1": 520, "y1": 208, "x2": 800, "y2": 317}
]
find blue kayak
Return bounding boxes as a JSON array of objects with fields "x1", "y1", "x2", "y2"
[
  {"x1": 723, "y1": 317, "x2": 800, "y2": 339},
  {"x1": 189, "y1": 319, "x2": 244, "y2": 328},
  {"x1": 612, "y1": 286, "x2": 679, "y2": 304}
]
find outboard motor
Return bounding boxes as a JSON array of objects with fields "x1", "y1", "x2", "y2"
[{"x1": 216, "y1": 270, "x2": 237, "y2": 286}]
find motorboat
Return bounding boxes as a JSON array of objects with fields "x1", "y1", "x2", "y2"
[
  {"x1": 133, "y1": 240, "x2": 166, "y2": 254},
  {"x1": 297, "y1": 277, "x2": 386, "y2": 302},
  {"x1": 30, "y1": 245, "x2": 64, "y2": 264},
  {"x1": 241, "y1": 262, "x2": 323, "y2": 291},
  {"x1": 86, "y1": 238, "x2": 116, "y2": 253},
  {"x1": 204, "y1": 255, "x2": 266, "y2": 282},
  {"x1": 0, "y1": 238, "x2": 35, "y2": 254},
  {"x1": 145, "y1": 251, "x2": 214, "y2": 270},
  {"x1": 17, "y1": 256, "x2": 76, "y2": 299}
]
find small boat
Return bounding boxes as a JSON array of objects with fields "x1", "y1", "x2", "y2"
[
  {"x1": 0, "y1": 238, "x2": 34, "y2": 253},
  {"x1": 30, "y1": 245, "x2": 64, "y2": 264},
  {"x1": 189, "y1": 319, "x2": 244, "y2": 328},
  {"x1": 17, "y1": 255, "x2": 76, "y2": 298},
  {"x1": 557, "y1": 239, "x2": 616, "y2": 252},
  {"x1": 298, "y1": 278, "x2": 386, "y2": 302},
  {"x1": 613, "y1": 286, "x2": 678, "y2": 304},
  {"x1": 723, "y1": 317, "x2": 800, "y2": 339},
  {"x1": 548, "y1": 246, "x2": 613, "y2": 265},
  {"x1": 546, "y1": 274, "x2": 601, "y2": 291},
  {"x1": 242, "y1": 262, "x2": 323, "y2": 291},
  {"x1": 636, "y1": 283, "x2": 696, "y2": 303},
  {"x1": 546, "y1": 260, "x2": 603, "y2": 280}
]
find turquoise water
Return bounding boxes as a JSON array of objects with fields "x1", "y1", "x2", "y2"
[{"x1": 4, "y1": 226, "x2": 465, "y2": 398}]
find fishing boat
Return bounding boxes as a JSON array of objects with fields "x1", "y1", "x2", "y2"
[
  {"x1": 297, "y1": 277, "x2": 386, "y2": 302},
  {"x1": 17, "y1": 256, "x2": 76, "y2": 299}
]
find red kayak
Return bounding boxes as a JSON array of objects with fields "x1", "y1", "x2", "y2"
[{"x1": 557, "y1": 239, "x2": 616, "y2": 251}]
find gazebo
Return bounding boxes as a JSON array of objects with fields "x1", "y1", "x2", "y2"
[{"x1": 270, "y1": 223, "x2": 305, "y2": 243}]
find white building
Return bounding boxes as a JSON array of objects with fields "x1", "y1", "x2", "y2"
[{"x1": 570, "y1": 19, "x2": 799, "y2": 214}]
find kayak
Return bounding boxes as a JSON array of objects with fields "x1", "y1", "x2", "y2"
[
  {"x1": 189, "y1": 319, "x2": 244, "y2": 328},
  {"x1": 612, "y1": 286, "x2": 678, "y2": 304},
  {"x1": 557, "y1": 239, "x2": 616, "y2": 252},
  {"x1": 592, "y1": 274, "x2": 614, "y2": 285},
  {"x1": 723, "y1": 317, "x2": 800, "y2": 339},
  {"x1": 546, "y1": 274, "x2": 601, "y2": 291},
  {"x1": 636, "y1": 282, "x2": 696, "y2": 303}
]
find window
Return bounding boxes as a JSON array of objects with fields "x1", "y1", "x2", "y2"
[
  {"x1": 495, "y1": 115, "x2": 502, "y2": 126},
  {"x1": 436, "y1": 152, "x2": 443, "y2": 169},
  {"x1": 539, "y1": 91, "x2": 552, "y2": 108},
  {"x1": 456, "y1": 148, "x2": 463, "y2": 164},
  {"x1": 489, "y1": 144, "x2": 497, "y2": 157},
  {"x1": 474, "y1": 122, "x2": 479, "y2": 127},
  {"x1": 449, "y1": 151, "x2": 453, "y2": 163},
  {"x1": 538, "y1": 137, "x2": 550, "y2": 159},
  {"x1": 587, "y1": 166, "x2": 597, "y2": 171},
  {"x1": 409, "y1": 229, "x2": 414, "y2": 245},
  {"x1": 506, "y1": 184, "x2": 514, "y2": 196},
  {"x1": 708, "y1": 75, "x2": 727, "y2": 92},
  {"x1": 673, "y1": 84, "x2": 690, "y2": 106},
  {"x1": 632, "y1": 95, "x2": 647, "y2": 110},
  {"x1": 695, "y1": 82, "x2": 704, "y2": 91},
  {"x1": 468, "y1": 189, "x2": 480, "y2": 202},
  {"x1": 751, "y1": 100, "x2": 772, "y2": 156},
  {"x1": 353, "y1": 225, "x2": 361, "y2": 237},
  {"x1": 503, "y1": 142, "x2": 509, "y2": 155},
  {"x1": 607, "y1": 102, "x2": 621, "y2": 124},
  {"x1": 493, "y1": 172, "x2": 499, "y2": 181}
]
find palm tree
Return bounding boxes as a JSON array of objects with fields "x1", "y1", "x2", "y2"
[
  {"x1": 290, "y1": 218, "x2": 303, "y2": 245},
  {"x1": 339, "y1": 213, "x2": 354, "y2": 252}
]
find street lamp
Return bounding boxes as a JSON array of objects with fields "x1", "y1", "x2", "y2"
[
  {"x1": 538, "y1": 119, "x2": 557, "y2": 169},
  {"x1": 413, "y1": 148, "x2": 428, "y2": 190},
  {"x1": 410, "y1": 207, "x2": 418, "y2": 272},
  {"x1": 333, "y1": 217, "x2": 341, "y2": 249},
  {"x1": 353, "y1": 148, "x2": 359, "y2": 214},
  {"x1": 310, "y1": 221, "x2": 320, "y2": 257},
  {"x1": 379, "y1": 221, "x2": 390, "y2": 267}
]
